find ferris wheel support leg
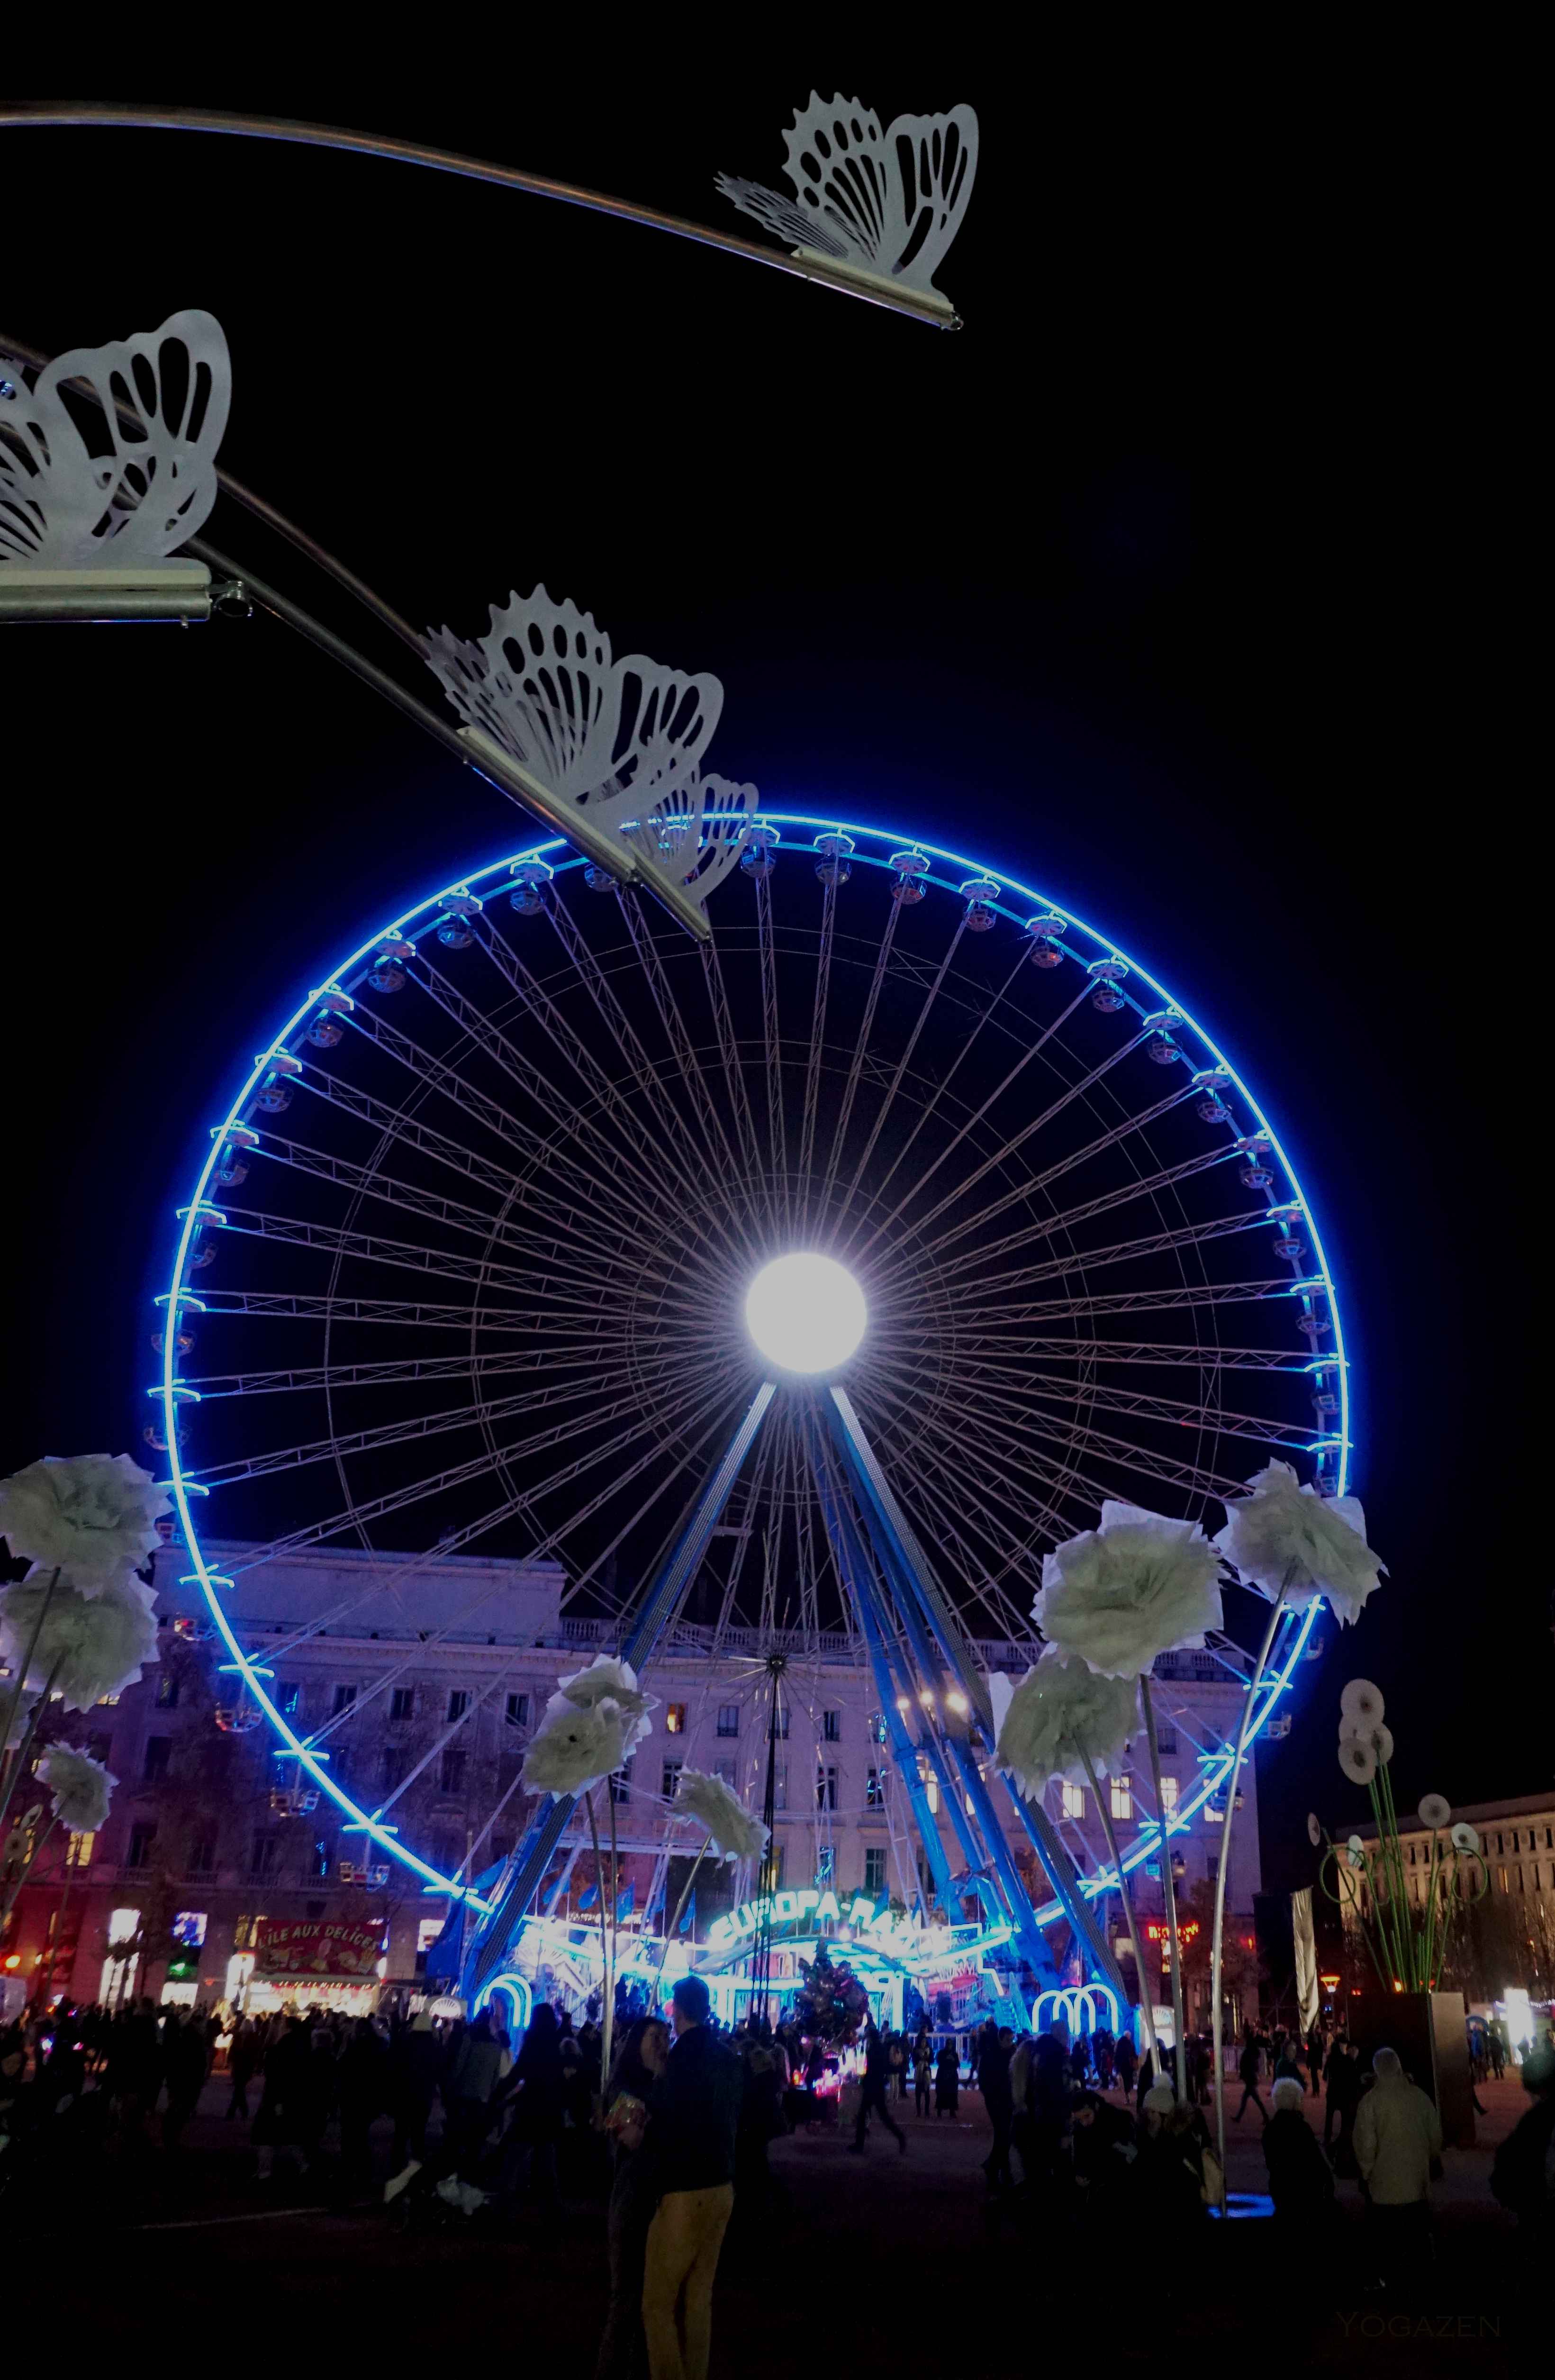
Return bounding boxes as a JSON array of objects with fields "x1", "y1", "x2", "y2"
[
  {"x1": 824, "y1": 1385, "x2": 1128, "y2": 2012},
  {"x1": 463, "y1": 1381, "x2": 778, "y2": 2001},
  {"x1": 809, "y1": 1452, "x2": 958, "y2": 1910}
]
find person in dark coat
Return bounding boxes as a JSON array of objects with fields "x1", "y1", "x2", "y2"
[
  {"x1": 226, "y1": 2016, "x2": 261, "y2": 2120},
  {"x1": 1324, "y1": 2037, "x2": 1364, "y2": 2172},
  {"x1": 1234, "y1": 2031, "x2": 1269, "y2": 2126},
  {"x1": 161, "y1": 2011, "x2": 209, "y2": 2151},
  {"x1": 1263, "y1": 2075, "x2": 1336, "y2": 2240},
  {"x1": 388, "y1": 2011, "x2": 443, "y2": 2177},
  {"x1": 979, "y1": 2026, "x2": 1015, "y2": 2190},
  {"x1": 499, "y1": 2000, "x2": 566, "y2": 2204},
  {"x1": 1135, "y1": 2086, "x2": 1208, "y2": 2254},
  {"x1": 1491, "y1": 2044, "x2": 1555, "y2": 2243},
  {"x1": 337, "y1": 2018, "x2": 388, "y2": 2175},
  {"x1": 1113, "y1": 2030, "x2": 1136, "y2": 2098},
  {"x1": 850, "y1": 2017, "x2": 907, "y2": 2153},
  {"x1": 595, "y1": 2015, "x2": 670, "y2": 2380},
  {"x1": 1071, "y1": 2088, "x2": 1136, "y2": 2221},
  {"x1": 253, "y1": 2017, "x2": 310, "y2": 2180},
  {"x1": 934, "y1": 2040, "x2": 959, "y2": 2115}
]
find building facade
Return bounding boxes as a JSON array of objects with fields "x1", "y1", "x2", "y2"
[
  {"x1": 1340, "y1": 1791, "x2": 1555, "y2": 2006},
  {"x1": 3, "y1": 1533, "x2": 1263, "y2": 2022}
]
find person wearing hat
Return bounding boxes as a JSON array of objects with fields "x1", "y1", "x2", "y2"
[
  {"x1": 1491, "y1": 2043, "x2": 1555, "y2": 2242},
  {"x1": 640, "y1": 1974, "x2": 744, "y2": 2380},
  {"x1": 1263, "y1": 2074, "x2": 1335, "y2": 2240}
]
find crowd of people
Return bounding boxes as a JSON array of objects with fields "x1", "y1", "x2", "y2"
[{"x1": 4, "y1": 1988, "x2": 1553, "y2": 2359}]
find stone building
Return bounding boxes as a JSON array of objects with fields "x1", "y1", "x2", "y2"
[{"x1": 3, "y1": 1533, "x2": 1262, "y2": 2019}]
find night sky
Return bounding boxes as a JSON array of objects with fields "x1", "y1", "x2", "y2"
[{"x1": 3, "y1": 54, "x2": 1541, "y2": 1895}]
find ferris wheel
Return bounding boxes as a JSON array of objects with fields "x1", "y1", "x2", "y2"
[{"x1": 155, "y1": 812, "x2": 1350, "y2": 1992}]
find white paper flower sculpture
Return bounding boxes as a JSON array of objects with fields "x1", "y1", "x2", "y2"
[
  {"x1": 994, "y1": 1650, "x2": 1141, "y2": 1799},
  {"x1": 1418, "y1": 1793, "x2": 1452, "y2": 1830},
  {"x1": 675, "y1": 1768, "x2": 770, "y2": 1861},
  {"x1": 1346, "y1": 1834, "x2": 1366, "y2": 1868},
  {"x1": 521, "y1": 1696, "x2": 629, "y2": 1798},
  {"x1": 1338, "y1": 1735, "x2": 1377, "y2": 1786},
  {"x1": 0, "y1": 1572, "x2": 159, "y2": 1713},
  {"x1": 1307, "y1": 1811, "x2": 1323, "y2": 1848},
  {"x1": 550, "y1": 1653, "x2": 657, "y2": 1755},
  {"x1": 1214, "y1": 1460, "x2": 1384, "y2": 1624},
  {"x1": 0, "y1": 1453, "x2": 170, "y2": 1592},
  {"x1": 37, "y1": 1744, "x2": 116, "y2": 1834},
  {"x1": 1451, "y1": 1821, "x2": 1481, "y2": 1855},
  {"x1": 1339, "y1": 1678, "x2": 1385, "y2": 1729},
  {"x1": 1033, "y1": 1502, "x2": 1224, "y2": 1679}
]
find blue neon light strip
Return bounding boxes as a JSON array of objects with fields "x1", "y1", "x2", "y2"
[{"x1": 159, "y1": 813, "x2": 1350, "y2": 1920}]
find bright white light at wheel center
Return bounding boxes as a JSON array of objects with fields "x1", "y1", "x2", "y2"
[{"x1": 744, "y1": 1254, "x2": 867, "y2": 1375}]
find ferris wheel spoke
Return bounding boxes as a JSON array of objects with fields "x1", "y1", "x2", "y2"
[
  {"x1": 699, "y1": 934, "x2": 768, "y2": 1211},
  {"x1": 795, "y1": 869, "x2": 839, "y2": 1233},
  {"x1": 815, "y1": 892, "x2": 901, "y2": 1230},
  {"x1": 946, "y1": 1276, "x2": 1312, "y2": 1328},
  {"x1": 183, "y1": 1335, "x2": 723, "y2": 1402},
  {"x1": 188, "y1": 1343, "x2": 732, "y2": 1488},
  {"x1": 186, "y1": 1290, "x2": 625, "y2": 1337},
  {"x1": 243, "y1": 1126, "x2": 645, "y2": 1292},
  {"x1": 854, "y1": 1020, "x2": 1153, "y2": 1260},
  {"x1": 875, "y1": 1455, "x2": 1037, "y2": 1639},
  {"x1": 944, "y1": 1205, "x2": 1287, "y2": 1304},
  {"x1": 469, "y1": 911, "x2": 757, "y2": 1265},
  {"x1": 356, "y1": 963, "x2": 723, "y2": 1265},
  {"x1": 752, "y1": 867, "x2": 790, "y2": 1232},
  {"x1": 887, "y1": 1344, "x2": 1309, "y2": 1452},
  {"x1": 835, "y1": 911, "x2": 969, "y2": 1222},
  {"x1": 918, "y1": 1370, "x2": 1248, "y2": 1503},
  {"x1": 928, "y1": 1331, "x2": 1321, "y2": 1374},
  {"x1": 535, "y1": 886, "x2": 745, "y2": 1232},
  {"x1": 859, "y1": 946, "x2": 1072, "y2": 1236},
  {"x1": 708, "y1": 1421, "x2": 779, "y2": 1643},
  {"x1": 227, "y1": 1352, "x2": 748, "y2": 1580},
  {"x1": 296, "y1": 1044, "x2": 685, "y2": 1287},
  {"x1": 918, "y1": 1080, "x2": 1217, "y2": 1271},
  {"x1": 615, "y1": 892, "x2": 766, "y2": 1257},
  {"x1": 859, "y1": 1372, "x2": 1076, "y2": 1573}
]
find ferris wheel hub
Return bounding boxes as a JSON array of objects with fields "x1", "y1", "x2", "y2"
[{"x1": 744, "y1": 1253, "x2": 867, "y2": 1375}]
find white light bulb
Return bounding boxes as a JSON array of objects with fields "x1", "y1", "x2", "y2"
[{"x1": 744, "y1": 1253, "x2": 867, "y2": 1375}]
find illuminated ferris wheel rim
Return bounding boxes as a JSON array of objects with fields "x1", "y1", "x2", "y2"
[{"x1": 156, "y1": 808, "x2": 1352, "y2": 1918}]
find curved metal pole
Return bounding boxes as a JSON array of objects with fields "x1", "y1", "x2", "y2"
[{"x1": 0, "y1": 105, "x2": 961, "y2": 331}]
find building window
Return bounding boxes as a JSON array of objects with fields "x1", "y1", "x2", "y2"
[
  {"x1": 864, "y1": 1848, "x2": 888, "y2": 1896},
  {"x1": 332, "y1": 1683, "x2": 358, "y2": 1716},
  {"x1": 610, "y1": 1761, "x2": 633, "y2": 1804},
  {"x1": 1190, "y1": 1654, "x2": 1217, "y2": 1678},
  {"x1": 275, "y1": 1681, "x2": 300, "y2": 1717},
  {"x1": 86, "y1": 1730, "x2": 113, "y2": 1766},
  {"x1": 154, "y1": 1672, "x2": 180, "y2": 1709},
  {"x1": 665, "y1": 1703, "x2": 687, "y2": 1735},
  {"x1": 446, "y1": 1690, "x2": 471, "y2": 1724},
  {"x1": 717, "y1": 1705, "x2": 740, "y2": 1738},
  {"x1": 505, "y1": 1692, "x2": 529, "y2": 1728},
  {"x1": 389, "y1": 1687, "x2": 416, "y2": 1722},
  {"x1": 143, "y1": 1735, "x2": 172, "y2": 1784},
  {"x1": 662, "y1": 1758, "x2": 683, "y2": 1799},
  {"x1": 822, "y1": 1710, "x2": 841, "y2": 1743},
  {"x1": 866, "y1": 1767, "x2": 883, "y2": 1808},
  {"x1": 188, "y1": 1836, "x2": 216, "y2": 1876},
  {"x1": 440, "y1": 1748, "x2": 467, "y2": 1796},
  {"x1": 868, "y1": 1710, "x2": 888, "y2": 1745},
  {"x1": 380, "y1": 1747, "x2": 408, "y2": 1794},
  {"x1": 66, "y1": 1829, "x2": 95, "y2": 1870},
  {"x1": 715, "y1": 1759, "x2": 737, "y2": 1790},
  {"x1": 1111, "y1": 1777, "x2": 1133, "y2": 1821},
  {"x1": 250, "y1": 1834, "x2": 279, "y2": 1879},
  {"x1": 773, "y1": 1763, "x2": 788, "y2": 1812},
  {"x1": 1160, "y1": 1775, "x2": 1180, "y2": 1813},
  {"x1": 1156, "y1": 1725, "x2": 1178, "y2": 1755},
  {"x1": 1061, "y1": 1782, "x2": 1085, "y2": 1821},
  {"x1": 817, "y1": 1766, "x2": 838, "y2": 1812},
  {"x1": 817, "y1": 1845, "x2": 835, "y2": 1887},
  {"x1": 127, "y1": 1822, "x2": 157, "y2": 1870}
]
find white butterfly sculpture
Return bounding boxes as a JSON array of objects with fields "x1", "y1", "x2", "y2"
[
  {"x1": 425, "y1": 588, "x2": 757, "y2": 914},
  {"x1": 716, "y1": 93, "x2": 977, "y2": 305},
  {"x1": 0, "y1": 309, "x2": 230, "y2": 566}
]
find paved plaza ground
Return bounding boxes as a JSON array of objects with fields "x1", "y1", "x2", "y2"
[{"x1": 27, "y1": 2071, "x2": 1534, "y2": 2370}]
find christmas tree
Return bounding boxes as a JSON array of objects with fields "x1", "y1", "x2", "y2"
[{"x1": 793, "y1": 1943, "x2": 870, "y2": 2044}]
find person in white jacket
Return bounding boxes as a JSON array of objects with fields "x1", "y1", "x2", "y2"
[{"x1": 1353, "y1": 2047, "x2": 1443, "y2": 2286}]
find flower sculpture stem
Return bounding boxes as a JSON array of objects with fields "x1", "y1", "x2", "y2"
[
  {"x1": 585, "y1": 1789, "x2": 615, "y2": 2089},
  {"x1": 0, "y1": 1650, "x2": 64, "y2": 1837},
  {"x1": 0, "y1": 1565, "x2": 60, "y2": 1772},
  {"x1": 1, "y1": 1814, "x2": 57, "y2": 1930},
  {"x1": 1140, "y1": 1679, "x2": 1188, "y2": 2099},
  {"x1": 1210, "y1": 1582, "x2": 1288, "y2": 2174},
  {"x1": 1078, "y1": 1741, "x2": 1159, "y2": 2075},
  {"x1": 663, "y1": 1832, "x2": 714, "y2": 1965}
]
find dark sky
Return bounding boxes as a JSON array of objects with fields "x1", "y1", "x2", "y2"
[{"x1": 3, "y1": 51, "x2": 1540, "y2": 1889}]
